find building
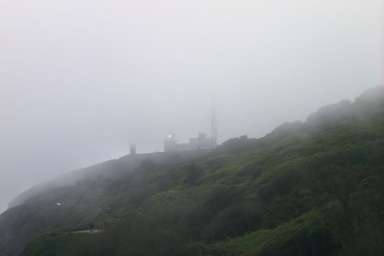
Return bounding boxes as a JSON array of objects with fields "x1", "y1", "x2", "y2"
[
  {"x1": 189, "y1": 132, "x2": 216, "y2": 150},
  {"x1": 164, "y1": 110, "x2": 218, "y2": 153}
]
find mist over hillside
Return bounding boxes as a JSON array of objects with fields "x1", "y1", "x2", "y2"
[
  {"x1": 1, "y1": 0, "x2": 382, "y2": 214},
  {"x1": 1, "y1": 87, "x2": 384, "y2": 256}
]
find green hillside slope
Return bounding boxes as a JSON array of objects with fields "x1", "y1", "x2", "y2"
[{"x1": 1, "y1": 87, "x2": 384, "y2": 256}]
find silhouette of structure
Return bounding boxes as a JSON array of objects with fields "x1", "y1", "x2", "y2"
[
  {"x1": 130, "y1": 144, "x2": 137, "y2": 155},
  {"x1": 164, "y1": 110, "x2": 218, "y2": 153},
  {"x1": 211, "y1": 108, "x2": 218, "y2": 146}
]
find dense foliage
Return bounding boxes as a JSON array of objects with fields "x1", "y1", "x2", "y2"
[{"x1": 1, "y1": 87, "x2": 384, "y2": 256}]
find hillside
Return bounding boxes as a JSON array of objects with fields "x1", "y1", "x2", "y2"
[{"x1": 1, "y1": 87, "x2": 384, "y2": 256}]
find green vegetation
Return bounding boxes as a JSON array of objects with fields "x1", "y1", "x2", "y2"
[{"x1": 1, "y1": 87, "x2": 384, "y2": 256}]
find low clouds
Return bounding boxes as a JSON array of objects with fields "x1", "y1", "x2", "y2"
[{"x1": 0, "y1": 0, "x2": 382, "y2": 212}]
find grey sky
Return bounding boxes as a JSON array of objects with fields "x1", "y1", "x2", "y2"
[{"x1": 0, "y1": 0, "x2": 383, "y2": 212}]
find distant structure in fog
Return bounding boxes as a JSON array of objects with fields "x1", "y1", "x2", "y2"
[
  {"x1": 164, "y1": 110, "x2": 218, "y2": 153},
  {"x1": 130, "y1": 144, "x2": 136, "y2": 155},
  {"x1": 210, "y1": 108, "x2": 218, "y2": 146}
]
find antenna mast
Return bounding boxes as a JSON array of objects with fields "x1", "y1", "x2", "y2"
[{"x1": 210, "y1": 93, "x2": 218, "y2": 146}]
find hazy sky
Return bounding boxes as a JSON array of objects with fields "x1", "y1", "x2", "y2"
[{"x1": 0, "y1": 0, "x2": 383, "y2": 212}]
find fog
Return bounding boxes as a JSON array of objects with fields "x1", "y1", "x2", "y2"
[{"x1": 0, "y1": 0, "x2": 383, "y2": 212}]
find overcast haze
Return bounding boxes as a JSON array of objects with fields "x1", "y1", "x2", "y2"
[{"x1": 1, "y1": 0, "x2": 383, "y2": 212}]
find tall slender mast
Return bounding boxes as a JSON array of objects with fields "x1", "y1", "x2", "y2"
[
  {"x1": 210, "y1": 96, "x2": 218, "y2": 146},
  {"x1": 211, "y1": 111, "x2": 218, "y2": 146}
]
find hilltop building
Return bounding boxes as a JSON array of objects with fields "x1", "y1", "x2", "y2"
[
  {"x1": 164, "y1": 110, "x2": 218, "y2": 153},
  {"x1": 164, "y1": 132, "x2": 217, "y2": 152}
]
